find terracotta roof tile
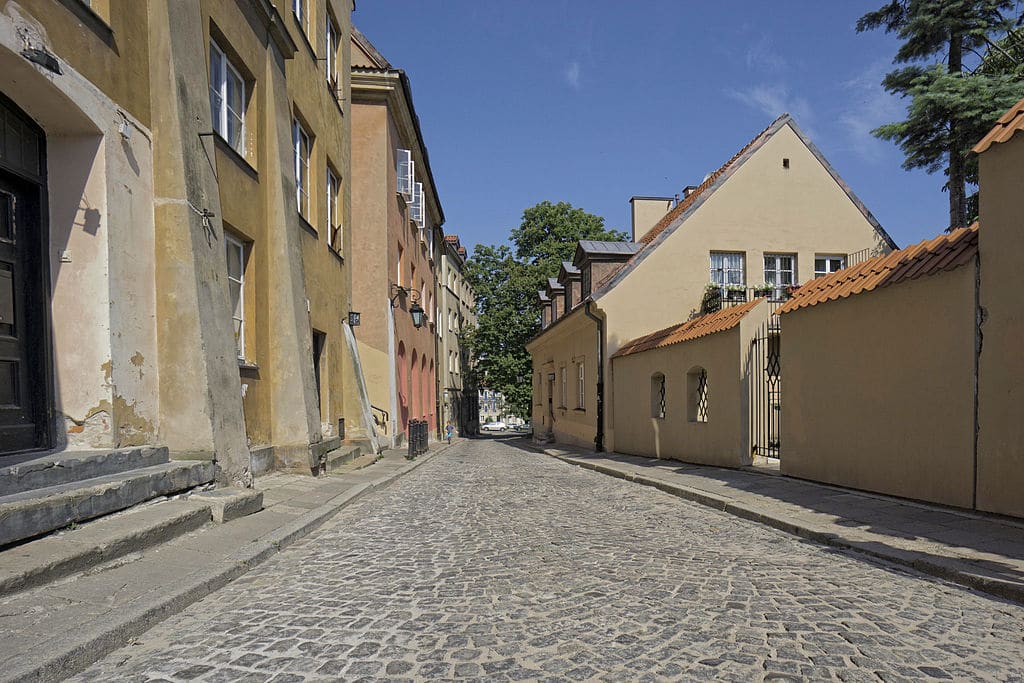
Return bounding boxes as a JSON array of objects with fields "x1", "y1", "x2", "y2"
[
  {"x1": 973, "y1": 96, "x2": 1024, "y2": 154},
  {"x1": 444, "y1": 234, "x2": 460, "y2": 242},
  {"x1": 777, "y1": 224, "x2": 979, "y2": 314},
  {"x1": 612, "y1": 299, "x2": 762, "y2": 359}
]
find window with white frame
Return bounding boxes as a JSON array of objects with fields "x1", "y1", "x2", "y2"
[
  {"x1": 710, "y1": 252, "x2": 745, "y2": 286},
  {"x1": 325, "y1": 12, "x2": 340, "y2": 93},
  {"x1": 396, "y1": 245, "x2": 403, "y2": 286},
  {"x1": 293, "y1": 118, "x2": 311, "y2": 219},
  {"x1": 576, "y1": 361, "x2": 585, "y2": 410},
  {"x1": 292, "y1": 0, "x2": 309, "y2": 36},
  {"x1": 815, "y1": 255, "x2": 846, "y2": 278},
  {"x1": 225, "y1": 234, "x2": 246, "y2": 360},
  {"x1": 326, "y1": 166, "x2": 340, "y2": 249},
  {"x1": 209, "y1": 41, "x2": 245, "y2": 154},
  {"x1": 763, "y1": 254, "x2": 796, "y2": 298}
]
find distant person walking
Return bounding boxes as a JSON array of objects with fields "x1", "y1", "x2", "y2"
[{"x1": 445, "y1": 422, "x2": 453, "y2": 445}]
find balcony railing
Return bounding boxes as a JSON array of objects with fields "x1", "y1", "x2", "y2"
[{"x1": 699, "y1": 285, "x2": 796, "y2": 316}]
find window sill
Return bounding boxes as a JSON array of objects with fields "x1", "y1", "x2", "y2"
[
  {"x1": 573, "y1": 408, "x2": 586, "y2": 413},
  {"x1": 297, "y1": 214, "x2": 318, "y2": 237},
  {"x1": 214, "y1": 135, "x2": 258, "y2": 179},
  {"x1": 329, "y1": 245, "x2": 344, "y2": 263},
  {"x1": 238, "y1": 360, "x2": 259, "y2": 373}
]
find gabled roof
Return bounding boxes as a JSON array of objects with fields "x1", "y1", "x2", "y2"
[
  {"x1": 351, "y1": 26, "x2": 391, "y2": 69},
  {"x1": 592, "y1": 114, "x2": 897, "y2": 298},
  {"x1": 538, "y1": 290, "x2": 551, "y2": 303},
  {"x1": 778, "y1": 224, "x2": 978, "y2": 314},
  {"x1": 973, "y1": 96, "x2": 1024, "y2": 154},
  {"x1": 546, "y1": 277, "x2": 564, "y2": 292},
  {"x1": 573, "y1": 240, "x2": 641, "y2": 267},
  {"x1": 612, "y1": 299, "x2": 762, "y2": 358},
  {"x1": 559, "y1": 260, "x2": 581, "y2": 277}
]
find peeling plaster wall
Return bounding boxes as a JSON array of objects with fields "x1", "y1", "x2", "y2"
[{"x1": 0, "y1": 2, "x2": 159, "y2": 450}]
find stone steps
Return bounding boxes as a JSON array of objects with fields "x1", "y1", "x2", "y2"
[
  {"x1": 0, "y1": 498, "x2": 211, "y2": 597},
  {"x1": 0, "y1": 460, "x2": 216, "y2": 547},
  {"x1": 329, "y1": 452, "x2": 380, "y2": 475},
  {"x1": 0, "y1": 447, "x2": 170, "y2": 497}
]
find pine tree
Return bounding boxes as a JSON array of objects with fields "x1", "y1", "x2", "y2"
[{"x1": 857, "y1": 0, "x2": 1024, "y2": 229}]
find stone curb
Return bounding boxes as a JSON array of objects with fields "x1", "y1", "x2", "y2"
[
  {"x1": 540, "y1": 450, "x2": 1024, "y2": 606},
  {"x1": 7, "y1": 442, "x2": 453, "y2": 683}
]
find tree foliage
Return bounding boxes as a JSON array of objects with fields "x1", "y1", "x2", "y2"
[
  {"x1": 857, "y1": 0, "x2": 1024, "y2": 229},
  {"x1": 463, "y1": 201, "x2": 628, "y2": 417}
]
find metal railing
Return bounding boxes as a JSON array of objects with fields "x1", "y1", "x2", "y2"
[
  {"x1": 371, "y1": 405, "x2": 389, "y2": 434},
  {"x1": 407, "y1": 419, "x2": 429, "y2": 458},
  {"x1": 700, "y1": 286, "x2": 794, "y2": 316}
]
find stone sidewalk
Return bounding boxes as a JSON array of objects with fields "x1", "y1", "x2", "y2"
[
  {"x1": 522, "y1": 440, "x2": 1024, "y2": 605},
  {"x1": 0, "y1": 440, "x2": 452, "y2": 683}
]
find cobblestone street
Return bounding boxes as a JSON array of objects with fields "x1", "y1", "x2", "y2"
[{"x1": 75, "y1": 439, "x2": 1024, "y2": 682}]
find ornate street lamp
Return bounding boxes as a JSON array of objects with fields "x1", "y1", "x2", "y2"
[{"x1": 410, "y1": 301, "x2": 426, "y2": 329}]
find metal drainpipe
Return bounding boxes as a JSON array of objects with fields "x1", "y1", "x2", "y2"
[{"x1": 583, "y1": 301, "x2": 605, "y2": 452}]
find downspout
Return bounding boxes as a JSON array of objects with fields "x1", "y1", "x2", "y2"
[
  {"x1": 973, "y1": 250, "x2": 982, "y2": 510},
  {"x1": 583, "y1": 301, "x2": 605, "y2": 452}
]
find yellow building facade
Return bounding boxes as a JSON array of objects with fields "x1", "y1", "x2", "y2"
[{"x1": 0, "y1": 0, "x2": 366, "y2": 481}]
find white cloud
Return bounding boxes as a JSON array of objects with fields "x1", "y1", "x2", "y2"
[
  {"x1": 728, "y1": 84, "x2": 814, "y2": 130},
  {"x1": 836, "y1": 62, "x2": 904, "y2": 163},
  {"x1": 564, "y1": 61, "x2": 581, "y2": 90},
  {"x1": 745, "y1": 35, "x2": 787, "y2": 73}
]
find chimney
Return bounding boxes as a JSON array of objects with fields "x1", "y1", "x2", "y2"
[
  {"x1": 629, "y1": 196, "x2": 675, "y2": 242},
  {"x1": 682, "y1": 185, "x2": 699, "y2": 198}
]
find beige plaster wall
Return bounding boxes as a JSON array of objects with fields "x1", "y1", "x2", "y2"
[
  {"x1": 780, "y1": 266, "x2": 976, "y2": 508},
  {"x1": 527, "y1": 307, "x2": 599, "y2": 449},
  {"x1": 612, "y1": 330, "x2": 744, "y2": 467},
  {"x1": 976, "y1": 136, "x2": 1024, "y2": 518}
]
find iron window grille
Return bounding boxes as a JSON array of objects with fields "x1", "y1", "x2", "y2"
[{"x1": 695, "y1": 368, "x2": 708, "y2": 423}]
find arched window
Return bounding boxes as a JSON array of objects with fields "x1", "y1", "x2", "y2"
[
  {"x1": 687, "y1": 367, "x2": 708, "y2": 423},
  {"x1": 651, "y1": 373, "x2": 666, "y2": 419}
]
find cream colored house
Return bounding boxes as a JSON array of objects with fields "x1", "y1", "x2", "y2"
[{"x1": 528, "y1": 114, "x2": 895, "y2": 452}]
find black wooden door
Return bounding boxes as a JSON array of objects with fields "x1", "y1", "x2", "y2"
[{"x1": 0, "y1": 173, "x2": 44, "y2": 452}]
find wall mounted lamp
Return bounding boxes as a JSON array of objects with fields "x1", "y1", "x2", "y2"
[{"x1": 390, "y1": 284, "x2": 426, "y2": 329}]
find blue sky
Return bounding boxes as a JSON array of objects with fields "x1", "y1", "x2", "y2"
[{"x1": 352, "y1": 1, "x2": 955, "y2": 252}]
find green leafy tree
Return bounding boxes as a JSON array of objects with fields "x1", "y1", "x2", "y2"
[
  {"x1": 464, "y1": 201, "x2": 627, "y2": 417},
  {"x1": 857, "y1": 0, "x2": 1024, "y2": 229}
]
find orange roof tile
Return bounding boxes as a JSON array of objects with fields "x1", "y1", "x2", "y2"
[
  {"x1": 777, "y1": 224, "x2": 979, "y2": 314},
  {"x1": 973, "y1": 96, "x2": 1024, "y2": 154},
  {"x1": 612, "y1": 299, "x2": 762, "y2": 358}
]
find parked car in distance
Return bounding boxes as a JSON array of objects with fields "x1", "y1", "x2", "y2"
[{"x1": 481, "y1": 421, "x2": 507, "y2": 432}]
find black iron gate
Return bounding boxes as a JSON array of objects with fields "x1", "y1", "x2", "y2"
[{"x1": 749, "y1": 317, "x2": 781, "y2": 460}]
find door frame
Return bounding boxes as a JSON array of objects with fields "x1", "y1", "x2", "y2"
[{"x1": 0, "y1": 92, "x2": 54, "y2": 455}]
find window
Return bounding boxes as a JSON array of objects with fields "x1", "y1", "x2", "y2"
[
  {"x1": 326, "y1": 166, "x2": 340, "y2": 249},
  {"x1": 560, "y1": 366, "x2": 567, "y2": 408},
  {"x1": 815, "y1": 255, "x2": 846, "y2": 278},
  {"x1": 225, "y1": 234, "x2": 246, "y2": 360},
  {"x1": 209, "y1": 41, "x2": 245, "y2": 154},
  {"x1": 710, "y1": 252, "x2": 745, "y2": 286},
  {"x1": 763, "y1": 254, "x2": 795, "y2": 298},
  {"x1": 292, "y1": 0, "x2": 309, "y2": 36},
  {"x1": 396, "y1": 148, "x2": 414, "y2": 198},
  {"x1": 448, "y1": 308, "x2": 453, "y2": 331},
  {"x1": 312, "y1": 330, "x2": 326, "y2": 417},
  {"x1": 396, "y1": 245, "x2": 404, "y2": 286},
  {"x1": 293, "y1": 118, "x2": 311, "y2": 219},
  {"x1": 325, "y1": 13, "x2": 340, "y2": 93},
  {"x1": 687, "y1": 367, "x2": 708, "y2": 423},
  {"x1": 576, "y1": 361, "x2": 585, "y2": 410},
  {"x1": 581, "y1": 266, "x2": 591, "y2": 298},
  {"x1": 651, "y1": 373, "x2": 666, "y2": 419}
]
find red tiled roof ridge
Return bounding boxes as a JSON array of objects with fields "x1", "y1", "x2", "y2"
[
  {"x1": 612, "y1": 298, "x2": 762, "y2": 358},
  {"x1": 778, "y1": 223, "x2": 979, "y2": 314},
  {"x1": 973, "y1": 96, "x2": 1024, "y2": 154}
]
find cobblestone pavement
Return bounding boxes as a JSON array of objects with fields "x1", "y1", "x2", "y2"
[{"x1": 73, "y1": 439, "x2": 1024, "y2": 682}]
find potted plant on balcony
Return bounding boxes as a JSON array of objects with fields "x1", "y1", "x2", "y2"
[
  {"x1": 724, "y1": 283, "x2": 747, "y2": 301},
  {"x1": 700, "y1": 283, "x2": 722, "y2": 314},
  {"x1": 753, "y1": 283, "x2": 773, "y2": 297}
]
